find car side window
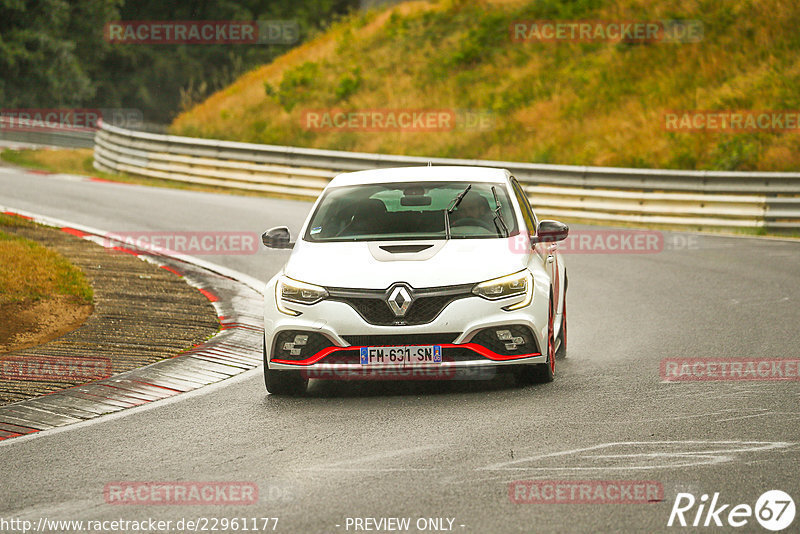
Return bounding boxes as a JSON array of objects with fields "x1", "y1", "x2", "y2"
[{"x1": 511, "y1": 178, "x2": 537, "y2": 235}]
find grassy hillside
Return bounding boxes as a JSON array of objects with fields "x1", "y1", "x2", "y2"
[{"x1": 171, "y1": 0, "x2": 800, "y2": 171}]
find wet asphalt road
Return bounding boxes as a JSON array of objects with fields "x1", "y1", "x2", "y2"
[{"x1": 1, "y1": 168, "x2": 798, "y2": 534}]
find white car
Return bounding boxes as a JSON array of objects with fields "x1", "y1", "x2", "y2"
[{"x1": 262, "y1": 166, "x2": 568, "y2": 395}]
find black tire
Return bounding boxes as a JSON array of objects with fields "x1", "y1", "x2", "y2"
[
  {"x1": 263, "y1": 335, "x2": 308, "y2": 396},
  {"x1": 514, "y1": 290, "x2": 555, "y2": 385},
  {"x1": 555, "y1": 277, "x2": 567, "y2": 360}
]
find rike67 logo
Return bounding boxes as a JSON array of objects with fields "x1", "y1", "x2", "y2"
[{"x1": 668, "y1": 490, "x2": 795, "y2": 531}]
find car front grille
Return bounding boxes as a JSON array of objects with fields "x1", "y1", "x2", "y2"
[
  {"x1": 327, "y1": 283, "x2": 475, "y2": 326},
  {"x1": 342, "y1": 333, "x2": 461, "y2": 346}
]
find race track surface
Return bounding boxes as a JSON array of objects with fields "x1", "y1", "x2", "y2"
[{"x1": 1, "y1": 168, "x2": 798, "y2": 533}]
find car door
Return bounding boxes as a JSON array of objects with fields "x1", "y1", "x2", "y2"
[{"x1": 511, "y1": 178, "x2": 561, "y2": 317}]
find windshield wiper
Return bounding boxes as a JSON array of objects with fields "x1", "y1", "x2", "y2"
[
  {"x1": 444, "y1": 184, "x2": 471, "y2": 239},
  {"x1": 491, "y1": 186, "x2": 509, "y2": 237}
]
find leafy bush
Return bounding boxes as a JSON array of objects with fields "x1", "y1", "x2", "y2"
[
  {"x1": 277, "y1": 62, "x2": 320, "y2": 112},
  {"x1": 708, "y1": 136, "x2": 762, "y2": 171}
]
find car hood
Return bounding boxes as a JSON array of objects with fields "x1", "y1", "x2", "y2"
[{"x1": 284, "y1": 238, "x2": 530, "y2": 289}]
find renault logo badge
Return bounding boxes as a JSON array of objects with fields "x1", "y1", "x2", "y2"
[{"x1": 387, "y1": 284, "x2": 413, "y2": 317}]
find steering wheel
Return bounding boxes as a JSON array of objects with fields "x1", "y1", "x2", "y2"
[{"x1": 451, "y1": 217, "x2": 495, "y2": 231}]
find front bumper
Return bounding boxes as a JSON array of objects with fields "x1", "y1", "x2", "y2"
[{"x1": 264, "y1": 278, "x2": 551, "y2": 373}]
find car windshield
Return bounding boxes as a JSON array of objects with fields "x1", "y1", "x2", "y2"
[{"x1": 304, "y1": 181, "x2": 518, "y2": 242}]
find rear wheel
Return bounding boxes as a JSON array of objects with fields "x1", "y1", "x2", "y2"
[
  {"x1": 263, "y1": 335, "x2": 308, "y2": 396},
  {"x1": 514, "y1": 291, "x2": 555, "y2": 385}
]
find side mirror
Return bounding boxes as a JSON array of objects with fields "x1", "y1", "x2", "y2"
[
  {"x1": 532, "y1": 220, "x2": 569, "y2": 244},
  {"x1": 262, "y1": 226, "x2": 293, "y2": 249}
]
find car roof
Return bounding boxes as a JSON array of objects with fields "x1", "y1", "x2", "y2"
[{"x1": 327, "y1": 166, "x2": 511, "y2": 188}]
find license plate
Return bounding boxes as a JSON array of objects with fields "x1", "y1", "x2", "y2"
[{"x1": 359, "y1": 345, "x2": 442, "y2": 365}]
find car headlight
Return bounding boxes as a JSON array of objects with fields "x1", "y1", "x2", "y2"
[
  {"x1": 276, "y1": 276, "x2": 328, "y2": 316},
  {"x1": 472, "y1": 270, "x2": 533, "y2": 310}
]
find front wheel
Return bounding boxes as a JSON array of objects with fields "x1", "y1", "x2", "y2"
[
  {"x1": 263, "y1": 335, "x2": 308, "y2": 395},
  {"x1": 514, "y1": 291, "x2": 555, "y2": 385},
  {"x1": 555, "y1": 282, "x2": 567, "y2": 360}
]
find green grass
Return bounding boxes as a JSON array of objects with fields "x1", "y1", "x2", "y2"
[
  {"x1": 1, "y1": 148, "x2": 98, "y2": 175},
  {"x1": 0, "y1": 223, "x2": 93, "y2": 305},
  {"x1": 0, "y1": 213, "x2": 33, "y2": 228},
  {"x1": 171, "y1": 0, "x2": 800, "y2": 172}
]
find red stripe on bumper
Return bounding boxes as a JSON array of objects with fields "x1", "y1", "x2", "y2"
[{"x1": 271, "y1": 343, "x2": 541, "y2": 366}]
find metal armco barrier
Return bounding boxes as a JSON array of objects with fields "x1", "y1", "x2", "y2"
[{"x1": 94, "y1": 122, "x2": 800, "y2": 232}]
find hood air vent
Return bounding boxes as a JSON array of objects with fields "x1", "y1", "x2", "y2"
[
  {"x1": 378, "y1": 245, "x2": 433, "y2": 254},
  {"x1": 378, "y1": 244, "x2": 434, "y2": 254}
]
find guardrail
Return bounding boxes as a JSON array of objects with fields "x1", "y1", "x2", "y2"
[
  {"x1": 94, "y1": 122, "x2": 800, "y2": 232},
  {"x1": 0, "y1": 116, "x2": 95, "y2": 148}
]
